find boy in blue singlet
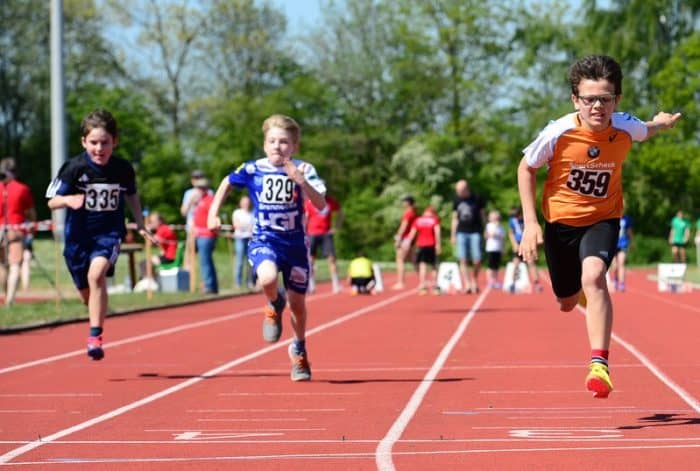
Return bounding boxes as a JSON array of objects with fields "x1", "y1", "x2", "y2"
[
  {"x1": 46, "y1": 109, "x2": 156, "y2": 360},
  {"x1": 207, "y1": 114, "x2": 327, "y2": 382}
]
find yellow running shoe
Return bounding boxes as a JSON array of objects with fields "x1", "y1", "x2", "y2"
[{"x1": 586, "y1": 363, "x2": 613, "y2": 398}]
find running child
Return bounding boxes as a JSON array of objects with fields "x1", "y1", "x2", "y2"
[
  {"x1": 207, "y1": 114, "x2": 326, "y2": 382},
  {"x1": 517, "y1": 55, "x2": 681, "y2": 398},
  {"x1": 46, "y1": 109, "x2": 156, "y2": 360}
]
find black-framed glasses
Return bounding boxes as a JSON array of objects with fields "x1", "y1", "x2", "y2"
[{"x1": 576, "y1": 94, "x2": 618, "y2": 106}]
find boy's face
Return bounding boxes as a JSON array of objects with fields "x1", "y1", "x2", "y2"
[
  {"x1": 263, "y1": 127, "x2": 298, "y2": 166},
  {"x1": 82, "y1": 127, "x2": 117, "y2": 166},
  {"x1": 572, "y1": 78, "x2": 621, "y2": 132}
]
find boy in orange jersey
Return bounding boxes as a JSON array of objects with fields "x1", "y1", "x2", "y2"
[{"x1": 517, "y1": 55, "x2": 681, "y2": 398}]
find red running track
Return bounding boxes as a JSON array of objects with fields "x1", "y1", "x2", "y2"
[{"x1": 0, "y1": 269, "x2": 699, "y2": 470}]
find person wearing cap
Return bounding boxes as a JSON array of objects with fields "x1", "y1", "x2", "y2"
[
  {"x1": 191, "y1": 176, "x2": 219, "y2": 294},
  {"x1": 392, "y1": 195, "x2": 417, "y2": 289},
  {"x1": 180, "y1": 170, "x2": 213, "y2": 272}
]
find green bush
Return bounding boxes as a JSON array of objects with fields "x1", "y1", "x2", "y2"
[{"x1": 627, "y1": 235, "x2": 697, "y2": 265}]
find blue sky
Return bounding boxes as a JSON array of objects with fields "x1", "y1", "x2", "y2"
[{"x1": 270, "y1": 0, "x2": 324, "y2": 33}]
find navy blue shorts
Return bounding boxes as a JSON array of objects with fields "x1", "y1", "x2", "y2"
[
  {"x1": 64, "y1": 237, "x2": 121, "y2": 290},
  {"x1": 248, "y1": 237, "x2": 310, "y2": 294}
]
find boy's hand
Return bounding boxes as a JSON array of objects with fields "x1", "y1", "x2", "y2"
[
  {"x1": 282, "y1": 159, "x2": 307, "y2": 185},
  {"x1": 65, "y1": 194, "x2": 85, "y2": 210},
  {"x1": 519, "y1": 223, "x2": 543, "y2": 264},
  {"x1": 138, "y1": 228, "x2": 158, "y2": 245},
  {"x1": 652, "y1": 112, "x2": 681, "y2": 130},
  {"x1": 207, "y1": 215, "x2": 221, "y2": 232}
]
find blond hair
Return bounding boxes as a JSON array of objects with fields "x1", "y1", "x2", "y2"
[{"x1": 262, "y1": 114, "x2": 301, "y2": 143}]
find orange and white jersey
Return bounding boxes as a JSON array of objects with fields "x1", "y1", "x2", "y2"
[{"x1": 523, "y1": 112, "x2": 647, "y2": 227}]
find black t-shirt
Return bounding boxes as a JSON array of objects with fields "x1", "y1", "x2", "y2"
[
  {"x1": 453, "y1": 194, "x2": 485, "y2": 233},
  {"x1": 46, "y1": 152, "x2": 137, "y2": 242}
]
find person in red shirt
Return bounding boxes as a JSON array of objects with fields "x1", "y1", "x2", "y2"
[
  {"x1": 406, "y1": 206, "x2": 441, "y2": 295},
  {"x1": 0, "y1": 157, "x2": 36, "y2": 306},
  {"x1": 192, "y1": 178, "x2": 218, "y2": 294},
  {"x1": 392, "y1": 195, "x2": 417, "y2": 289},
  {"x1": 304, "y1": 191, "x2": 343, "y2": 293},
  {"x1": 147, "y1": 212, "x2": 178, "y2": 265}
]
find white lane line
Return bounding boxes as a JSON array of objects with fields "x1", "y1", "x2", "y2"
[
  {"x1": 7, "y1": 444, "x2": 700, "y2": 466},
  {"x1": 569, "y1": 302, "x2": 700, "y2": 413},
  {"x1": 2, "y1": 437, "x2": 700, "y2": 445},
  {"x1": 219, "y1": 392, "x2": 361, "y2": 396},
  {"x1": 0, "y1": 292, "x2": 339, "y2": 375},
  {"x1": 0, "y1": 290, "x2": 414, "y2": 464},
  {"x1": 611, "y1": 332, "x2": 700, "y2": 413},
  {"x1": 542, "y1": 272, "x2": 700, "y2": 413},
  {"x1": 375, "y1": 287, "x2": 490, "y2": 471}
]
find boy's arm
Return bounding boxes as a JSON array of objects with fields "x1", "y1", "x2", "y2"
[
  {"x1": 125, "y1": 193, "x2": 157, "y2": 244},
  {"x1": 450, "y1": 211, "x2": 457, "y2": 243},
  {"x1": 282, "y1": 160, "x2": 326, "y2": 210},
  {"x1": 48, "y1": 194, "x2": 84, "y2": 211},
  {"x1": 207, "y1": 177, "x2": 233, "y2": 231},
  {"x1": 517, "y1": 157, "x2": 543, "y2": 264},
  {"x1": 644, "y1": 112, "x2": 682, "y2": 140}
]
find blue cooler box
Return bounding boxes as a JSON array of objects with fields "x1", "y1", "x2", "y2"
[{"x1": 160, "y1": 268, "x2": 190, "y2": 292}]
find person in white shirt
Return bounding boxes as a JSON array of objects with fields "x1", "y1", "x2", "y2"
[
  {"x1": 232, "y1": 195, "x2": 255, "y2": 289},
  {"x1": 484, "y1": 210, "x2": 505, "y2": 289}
]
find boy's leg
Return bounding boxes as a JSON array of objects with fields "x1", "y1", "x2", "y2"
[
  {"x1": 257, "y1": 259, "x2": 285, "y2": 343},
  {"x1": 579, "y1": 221, "x2": 618, "y2": 398},
  {"x1": 85, "y1": 256, "x2": 112, "y2": 360},
  {"x1": 581, "y1": 255, "x2": 613, "y2": 351},
  {"x1": 86, "y1": 257, "x2": 112, "y2": 331},
  {"x1": 287, "y1": 289, "x2": 311, "y2": 381}
]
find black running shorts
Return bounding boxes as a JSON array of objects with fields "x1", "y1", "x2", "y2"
[{"x1": 543, "y1": 218, "x2": 620, "y2": 298}]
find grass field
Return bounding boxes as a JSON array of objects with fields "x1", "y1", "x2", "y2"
[
  {"x1": 2, "y1": 238, "x2": 698, "y2": 332},
  {"x1": 0, "y1": 238, "x2": 350, "y2": 331}
]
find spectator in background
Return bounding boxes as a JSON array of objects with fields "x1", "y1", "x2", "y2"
[
  {"x1": 146, "y1": 212, "x2": 178, "y2": 269},
  {"x1": 192, "y1": 177, "x2": 218, "y2": 294},
  {"x1": 20, "y1": 233, "x2": 33, "y2": 292},
  {"x1": 232, "y1": 195, "x2": 255, "y2": 289},
  {"x1": 406, "y1": 205, "x2": 441, "y2": 295},
  {"x1": 451, "y1": 179, "x2": 486, "y2": 294},
  {"x1": 483, "y1": 209, "x2": 505, "y2": 289},
  {"x1": 304, "y1": 186, "x2": 343, "y2": 293},
  {"x1": 0, "y1": 157, "x2": 36, "y2": 306},
  {"x1": 609, "y1": 213, "x2": 632, "y2": 292},
  {"x1": 507, "y1": 206, "x2": 543, "y2": 293},
  {"x1": 180, "y1": 169, "x2": 213, "y2": 270},
  {"x1": 347, "y1": 252, "x2": 375, "y2": 295},
  {"x1": 392, "y1": 195, "x2": 417, "y2": 290},
  {"x1": 668, "y1": 209, "x2": 690, "y2": 263}
]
